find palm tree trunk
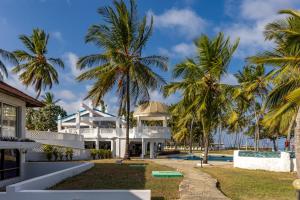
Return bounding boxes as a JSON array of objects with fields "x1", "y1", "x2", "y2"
[
  {"x1": 253, "y1": 102, "x2": 260, "y2": 151},
  {"x1": 189, "y1": 117, "x2": 194, "y2": 154},
  {"x1": 287, "y1": 114, "x2": 296, "y2": 151},
  {"x1": 202, "y1": 117, "x2": 209, "y2": 164},
  {"x1": 295, "y1": 108, "x2": 300, "y2": 177},
  {"x1": 124, "y1": 72, "x2": 130, "y2": 160}
]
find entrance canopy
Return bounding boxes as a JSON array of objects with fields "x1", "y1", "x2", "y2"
[{"x1": 133, "y1": 101, "x2": 169, "y2": 121}]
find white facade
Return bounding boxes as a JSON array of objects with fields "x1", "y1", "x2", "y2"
[
  {"x1": 0, "y1": 82, "x2": 43, "y2": 187},
  {"x1": 58, "y1": 102, "x2": 171, "y2": 158}
]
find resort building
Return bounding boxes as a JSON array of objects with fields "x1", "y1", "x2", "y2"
[
  {"x1": 57, "y1": 101, "x2": 171, "y2": 158},
  {"x1": 0, "y1": 81, "x2": 43, "y2": 187}
]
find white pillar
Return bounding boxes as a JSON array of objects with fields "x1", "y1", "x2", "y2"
[
  {"x1": 57, "y1": 115, "x2": 62, "y2": 132},
  {"x1": 142, "y1": 138, "x2": 145, "y2": 159},
  {"x1": 76, "y1": 111, "x2": 81, "y2": 135},
  {"x1": 163, "y1": 116, "x2": 167, "y2": 127},
  {"x1": 150, "y1": 141, "x2": 154, "y2": 159},
  {"x1": 111, "y1": 139, "x2": 116, "y2": 157},
  {"x1": 89, "y1": 106, "x2": 94, "y2": 128},
  {"x1": 96, "y1": 127, "x2": 100, "y2": 149}
]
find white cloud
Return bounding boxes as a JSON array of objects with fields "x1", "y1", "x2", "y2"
[
  {"x1": 58, "y1": 100, "x2": 82, "y2": 114},
  {"x1": 220, "y1": 73, "x2": 238, "y2": 86},
  {"x1": 222, "y1": 0, "x2": 300, "y2": 59},
  {"x1": 149, "y1": 90, "x2": 178, "y2": 105},
  {"x1": 51, "y1": 31, "x2": 63, "y2": 42},
  {"x1": 148, "y1": 8, "x2": 206, "y2": 39},
  {"x1": 64, "y1": 52, "x2": 81, "y2": 80},
  {"x1": 158, "y1": 42, "x2": 196, "y2": 58},
  {"x1": 56, "y1": 89, "x2": 76, "y2": 100}
]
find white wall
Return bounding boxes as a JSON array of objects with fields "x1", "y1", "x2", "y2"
[{"x1": 234, "y1": 150, "x2": 294, "y2": 172}]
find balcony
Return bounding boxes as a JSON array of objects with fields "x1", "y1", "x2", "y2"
[{"x1": 71, "y1": 126, "x2": 171, "y2": 140}]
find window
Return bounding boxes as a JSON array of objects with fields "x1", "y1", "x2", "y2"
[
  {"x1": 0, "y1": 149, "x2": 20, "y2": 180},
  {"x1": 0, "y1": 103, "x2": 18, "y2": 137}
]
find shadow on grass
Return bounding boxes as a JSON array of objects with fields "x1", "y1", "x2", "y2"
[{"x1": 51, "y1": 160, "x2": 183, "y2": 199}]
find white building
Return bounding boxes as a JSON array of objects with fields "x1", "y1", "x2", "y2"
[
  {"x1": 58, "y1": 101, "x2": 171, "y2": 158},
  {"x1": 0, "y1": 81, "x2": 43, "y2": 187}
]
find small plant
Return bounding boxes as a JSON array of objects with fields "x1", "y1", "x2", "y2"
[
  {"x1": 43, "y1": 145, "x2": 54, "y2": 161},
  {"x1": 66, "y1": 148, "x2": 74, "y2": 161},
  {"x1": 53, "y1": 147, "x2": 59, "y2": 161},
  {"x1": 90, "y1": 149, "x2": 97, "y2": 160},
  {"x1": 58, "y1": 149, "x2": 64, "y2": 161}
]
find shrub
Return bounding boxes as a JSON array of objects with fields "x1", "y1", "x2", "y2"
[
  {"x1": 158, "y1": 150, "x2": 181, "y2": 155},
  {"x1": 58, "y1": 149, "x2": 64, "y2": 161},
  {"x1": 66, "y1": 148, "x2": 74, "y2": 160},
  {"x1": 97, "y1": 149, "x2": 104, "y2": 159},
  {"x1": 90, "y1": 149, "x2": 98, "y2": 160},
  {"x1": 53, "y1": 147, "x2": 59, "y2": 161},
  {"x1": 43, "y1": 145, "x2": 54, "y2": 161}
]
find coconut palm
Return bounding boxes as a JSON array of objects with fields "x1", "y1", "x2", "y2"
[
  {"x1": 0, "y1": 49, "x2": 18, "y2": 80},
  {"x1": 249, "y1": 9, "x2": 300, "y2": 176},
  {"x1": 41, "y1": 92, "x2": 61, "y2": 105},
  {"x1": 164, "y1": 33, "x2": 239, "y2": 163},
  {"x1": 233, "y1": 65, "x2": 270, "y2": 150},
  {"x1": 76, "y1": 0, "x2": 168, "y2": 159},
  {"x1": 12, "y1": 28, "x2": 64, "y2": 98}
]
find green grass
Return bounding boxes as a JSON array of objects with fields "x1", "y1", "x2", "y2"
[
  {"x1": 51, "y1": 160, "x2": 182, "y2": 200},
  {"x1": 201, "y1": 166, "x2": 296, "y2": 200}
]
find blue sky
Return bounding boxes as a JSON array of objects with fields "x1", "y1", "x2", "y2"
[{"x1": 1, "y1": 0, "x2": 300, "y2": 114}]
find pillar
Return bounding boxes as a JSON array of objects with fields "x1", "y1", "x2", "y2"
[
  {"x1": 89, "y1": 105, "x2": 94, "y2": 128},
  {"x1": 111, "y1": 139, "x2": 116, "y2": 157},
  {"x1": 75, "y1": 111, "x2": 81, "y2": 135},
  {"x1": 150, "y1": 141, "x2": 154, "y2": 159},
  {"x1": 163, "y1": 116, "x2": 167, "y2": 127},
  {"x1": 96, "y1": 127, "x2": 100, "y2": 149},
  {"x1": 142, "y1": 138, "x2": 145, "y2": 159},
  {"x1": 57, "y1": 115, "x2": 62, "y2": 132}
]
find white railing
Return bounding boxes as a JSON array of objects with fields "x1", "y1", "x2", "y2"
[
  {"x1": 61, "y1": 126, "x2": 171, "y2": 140},
  {"x1": 26, "y1": 131, "x2": 84, "y2": 141}
]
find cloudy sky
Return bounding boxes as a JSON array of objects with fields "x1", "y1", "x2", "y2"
[{"x1": 1, "y1": 0, "x2": 299, "y2": 114}]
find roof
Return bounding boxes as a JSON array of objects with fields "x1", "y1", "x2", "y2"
[
  {"x1": 60, "y1": 108, "x2": 116, "y2": 122},
  {"x1": 133, "y1": 101, "x2": 169, "y2": 117},
  {"x1": 0, "y1": 81, "x2": 44, "y2": 107}
]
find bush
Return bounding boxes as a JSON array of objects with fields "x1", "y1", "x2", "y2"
[
  {"x1": 53, "y1": 147, "x2": 59, "y2": 161},
  {"x1": 58, "y1": 149, "x2": 64, "y2": 161},
  {"x1": 158, "y1": 150, "x2": 181, "y2": 155},
  {"x1": 90, "y1": 149, "x2": 98, "y2": 160},
  {"x1": 43, "y1": 145, "x2": 54, "y2": 161},
  {"x1": 66, "y1": 148, "x2": 74, "y2": 160}
]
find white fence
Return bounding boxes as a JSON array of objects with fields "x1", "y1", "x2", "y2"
[
  {"x1": 234, "y1": 150, "x2": 296, "y2": 172},
  {"x1": 2, "y1": 162, "x2": 151, "y2": 200}
]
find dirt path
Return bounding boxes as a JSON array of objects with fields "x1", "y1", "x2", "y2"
[{"x1": 152, "y1": 159, "x2": 230, "y2": 200}]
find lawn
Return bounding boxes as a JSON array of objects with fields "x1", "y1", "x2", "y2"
[
  {"x1": 51, "y1": 160, "x2": 182, "y2": 200},
  {"x1": 201, "y1": 166, "x2": 296, "y2": 200}
]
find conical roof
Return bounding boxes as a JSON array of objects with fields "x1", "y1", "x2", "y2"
[{"x1": 133, "y1": 101, "x2": 169, "y2": 117}]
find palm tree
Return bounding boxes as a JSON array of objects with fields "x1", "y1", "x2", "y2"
[
  {"x1": 233, "y1": 65, "x2": 270, "y2": 150},
  {"x1": 249, "y1": 9, "x2": 300, "y2": 176},
  {"x1": 41, "y1": 92, "x2": 61, "y2": 105},
  {"x1": 12, "y1": 28, "x2": 64, "y2": 98},
  {"x1": 76, "y1": 0, "x2": 168, "y2": 159},
  {"x1": 164, "y1": 33, "x2": 239, "y2": 163},
  {"x1": 0, "y1": 49, "x2": 18, "y2": 80}
]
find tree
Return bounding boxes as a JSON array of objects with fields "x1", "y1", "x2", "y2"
[
  {"x1": 0, "y1": 49, "x2": 18, "y2": 80},
  {"x1": 26, "y1": 104, "x2": 67, "y2": 131},
  {"x1": 233, "y1": 65, "x2": 270, "y2": 150},
  {"x1": 248, "y1": 9, "x2": 300, "y2": 176},
  {"x1": 41, "y1": 92, "x2": 61, "y2": 105},
  {"x1": 76, "y1": 0, "x2": 168, "y2": 159},
  {"x1": 12, "y1": 28, "x2": 64, "y2": 98},
  {"x1": 164, "y1": 33, "x2": 239, "y2": 163}
]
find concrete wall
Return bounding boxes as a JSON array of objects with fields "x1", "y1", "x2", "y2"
[
  {"x1": 26, "y1": 149, "x2": 90, "y2": 161},
  {"x1": 234, "y1": 150, "x2": 294, "y2": 172}
]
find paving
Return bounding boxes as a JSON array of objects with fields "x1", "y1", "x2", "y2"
[{"x1": 152, "y1": 159, "x2": 231, "y2": 200}]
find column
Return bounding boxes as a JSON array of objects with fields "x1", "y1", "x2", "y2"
[
  {"x1": 141, "y1": 138, "x2": 145, "y2": 159},
  {"x1": 150, "y1": 141, "x2": 154, "y2": 159},
  {"x1": 111, "y1": 139, "x2": 116, "y2": 157},
  {"x1": 163, "y1": 116, "x2": 167, "y2": 127},
  {"x1": 75, "y1": 111, "x2": 81, "y2": 135},
  {"x1": 96, "y1": 127, "x2": 100, "y2": 149},
  {"x1": 57, "y1": 115, "x2": 62, "y2": 132},
  {"x1": 89, "y1": 105, "x2": 93, "y2": 128},
  {"x1": 116, "y1": 117, "x2": 120, "y2": 136}
]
